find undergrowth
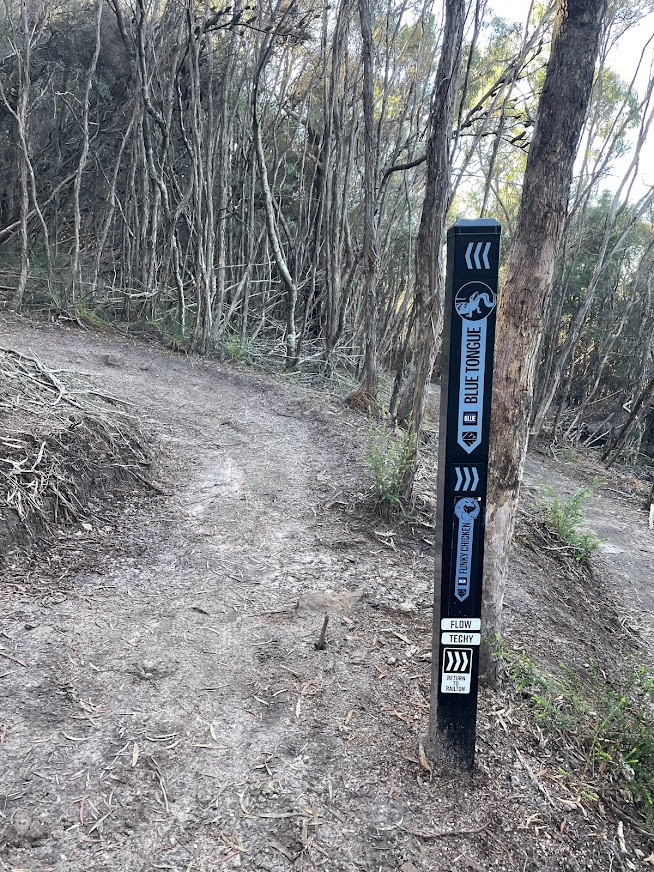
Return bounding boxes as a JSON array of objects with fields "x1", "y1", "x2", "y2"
[
  {"x1": 502, "y1": 647, "x2": 654, "y2": 824},
  {"x1": 364, "y1": 422, "x2": 416, "y2": 512},
  {"x1": 72, "y1": 303, "x2": 119, "y2": 333},
  {"x1": 538, "y1": 485, "x2": 603, "y2": 562}
]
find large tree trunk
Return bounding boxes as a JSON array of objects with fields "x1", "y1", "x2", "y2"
[
  {"x1": 399, "y1": 0, "x2": 465, "y2": 494},
  {"x1": 480, "y1": 0, "x2": 607, "y2": 686}
]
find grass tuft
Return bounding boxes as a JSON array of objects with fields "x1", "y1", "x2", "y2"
[
  {"x1": 364, "y1": 422, "x2": 416, "y2": 513},
  {"x1": 502, "y1": 647, "x2": 654, "y2": 824},
  {"x1": 538, "y1": 485, "x2": 603, "y2": 561}
]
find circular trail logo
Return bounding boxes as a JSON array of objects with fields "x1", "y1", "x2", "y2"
[
  {"x1": 454, "y1": 497, "x2": 480, "y2": 521},
  {"x1": 455, "y1": 281, "x2": 496, "y2": 321}
]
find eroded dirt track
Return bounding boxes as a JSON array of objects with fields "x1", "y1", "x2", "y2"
[{"x1": 1, "y1": 315, "x2": 653, "y2": 872}]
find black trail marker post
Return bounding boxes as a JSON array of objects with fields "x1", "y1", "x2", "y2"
[{"x1": 428, "y1": 218, "x2": 501, "y2": 772}]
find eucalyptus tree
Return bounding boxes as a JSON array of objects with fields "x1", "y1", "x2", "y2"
[
  {"x1": 481, "y1": 0, "x2": 607, "y2": 685},
  {"x1": 394, "y1": 0, "x2": 466, "y2": 494}
]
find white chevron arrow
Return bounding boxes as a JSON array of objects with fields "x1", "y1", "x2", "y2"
[
  {"x1": 461, "y1": 651, "x2": 469, "y2": 671},
  {"x1": 455, "y1": 466, "x2": 480, "y2": 491},
  {"x1": 446, "y1": 650, "x2": 454, "y2": 671},
  {"x1": 454, "y1": 650, "x2": 461, "y2": 671},
  {"x1": 465, "y1": 241, "x2": 492, "y2": 270}
]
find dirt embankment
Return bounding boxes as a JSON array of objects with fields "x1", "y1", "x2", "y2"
[{"x1": 1, "y1": 312, "x2": 653, "y2": 872}]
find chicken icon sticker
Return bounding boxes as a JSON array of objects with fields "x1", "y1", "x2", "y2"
[
  {"x1": 456, "y1": 281, "x2": 496, "y2": 453},
  {"x1": 453, "y1": 497, "x2": 480, "y2": 602}
]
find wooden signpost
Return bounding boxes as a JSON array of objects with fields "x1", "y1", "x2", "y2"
[{"x1": 429, "y1": 218, "x2": 501, "y2": 771}]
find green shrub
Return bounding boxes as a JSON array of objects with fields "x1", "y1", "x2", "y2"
[
  {"x1": 539, "y1": 485, "x2": 602, "y2": 560},
  {"x1": 364, "y1": 422, "x2": 416, "y2": 512},
  {"x1": 73, "y1": 303, "x2": 117, "y2": 332},
  {"x1": 503, "y1": 648, "x2": 654, "y2": 823},
  {"x1": 223, "y1": 336, "x2": 249, "y2": 362}
]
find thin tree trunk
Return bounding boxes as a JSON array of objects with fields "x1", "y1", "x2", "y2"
[
  {"x1": 601, "y1": 374, "x2": 654, "y2": 467},
  {"x1": 399, "y1": 0, "x2": 466, "y2": 496},
  {"x1": 532, "y1": 76, "x2": 654, "y2": 434},
  {"x1": 70, "y1": 0, "x2": 103, "y2": 305},
  {"x1": 4, "y1": 0, "x2": 33, "y2": 308},
  {"x1": 354, "y1": 0, "x2": 378, "y2": 402},
  {"x1": 214, "y1": 9, "x2": 240, "y2": 329},
  {"x1": 252, "y1": 16, "x2": 300, "y2": 369}
]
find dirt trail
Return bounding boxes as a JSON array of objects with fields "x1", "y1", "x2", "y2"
[
  {"x1": 523, "y1": 455, "x2": 654, "y2": 629},
  {"x1": 1, "y1": 314, "x2": 653, "y2": 872}
]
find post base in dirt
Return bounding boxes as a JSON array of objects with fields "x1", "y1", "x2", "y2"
[
  {"x1": 428, "y1": 219, "x2": 501, "y2": 773},
  {"x1": 426, "y1": 702, "x2": 478, "y2": 775}
]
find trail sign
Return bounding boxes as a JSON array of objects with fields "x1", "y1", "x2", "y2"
[{"x1": 429, "y1": 219, "x2": 501, "y2": 772}]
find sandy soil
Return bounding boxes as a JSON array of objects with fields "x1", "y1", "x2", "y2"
[{"x1": 1, "y1": 313, "x2": 653, "y2": 872}]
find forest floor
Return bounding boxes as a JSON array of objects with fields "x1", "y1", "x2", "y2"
[{"x1": 1, "y1": 312, "x2": 654, "y2": 872}]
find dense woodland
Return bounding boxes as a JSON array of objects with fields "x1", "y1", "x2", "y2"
[{"x1": 1, "y1": 0, "x2": 653, "y2": 466}]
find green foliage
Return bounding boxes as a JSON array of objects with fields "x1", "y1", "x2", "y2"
[
  {"x1": 223, "y1": 336, "x2": 251, "y2": 363},
  {"x1": 158, "y1": 321, "x2": 188, "y2": 352},
  {"x1": 217, "y1": 334, "x2": 268, "y2": 368},
  {"x1": 73, "y1": 303, "x2": 117, "y2": 332},
  {"x1": 364, "y1": 422, "x2": 416, "y2": 512},
  {"x1": 539, "y1": 485, "x2": 602, "y2": 560},
  {"x1": 503, "y1": 648, "x2": 654, "y2": 823}
]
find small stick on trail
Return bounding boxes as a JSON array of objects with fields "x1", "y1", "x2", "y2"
[{"x1": 314, "y1": 614, "x2": 329, "y2": 650}]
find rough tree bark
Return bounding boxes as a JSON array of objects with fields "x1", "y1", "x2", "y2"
[
  {"x1": 480, "y1": 0, "x2": 607, "y2": 686},
  {"x1": 399, "y1": 0, "x2": 465, "y2": 495}
]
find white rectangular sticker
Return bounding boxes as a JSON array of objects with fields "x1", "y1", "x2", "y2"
[
  {"x1": 441, "y1": 672, "x2": 471, "y2": 694},
  {"x1": 441, "y1": 632, "x2": 481, "y2": 646},
  {"x1": 441, "y1": 618, "x2": 481, "y2": 631}
]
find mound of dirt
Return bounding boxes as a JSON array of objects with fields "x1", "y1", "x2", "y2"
[{"x1": 0, "y1": 347, "x2": 152, "y2": 564}]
